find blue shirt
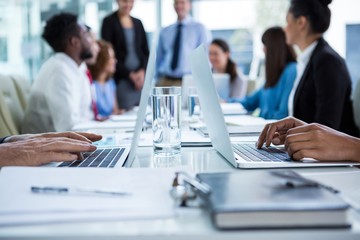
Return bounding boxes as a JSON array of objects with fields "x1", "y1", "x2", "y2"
[
  {"x1": 93, "y1": 79, "x2": 117, "y2": 117},
  {"x1": 156, "y1": 15, "x2": 211, "y2": 78},
  {"x1": 229, "y1": 63, "x2": 297, "y2": 120}
]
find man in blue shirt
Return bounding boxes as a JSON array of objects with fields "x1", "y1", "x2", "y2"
[{"x1": 156, "y1": 0, "x2": 211, "y2": 86}]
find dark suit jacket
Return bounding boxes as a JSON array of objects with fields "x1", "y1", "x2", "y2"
[
  {"x1": 101, "y1": 12, "x2": 149, "y2": 84},
  {"x1": 293, "y1": 38, "x2": 359, "y2": 137}
]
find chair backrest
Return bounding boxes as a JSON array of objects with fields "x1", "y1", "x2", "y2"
[
  {"x1": 10, "y1": 74, "x2": 31, "y2": 111},
  {"x1": 0, "y1": 90, "x2": 18, "y2": 136},
  {"x1": 0, "y1": 74, "x2": 24, "y2": 133}
]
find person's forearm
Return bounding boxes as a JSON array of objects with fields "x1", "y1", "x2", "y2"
[{"x1": 347, "y1": 137, "x2": 360, "y2": 162}]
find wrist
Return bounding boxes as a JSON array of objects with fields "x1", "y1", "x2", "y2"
[{"x1": 346, "y1": 137, "x2": 360, "y2": 162}]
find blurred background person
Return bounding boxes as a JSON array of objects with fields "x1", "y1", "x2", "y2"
[
  {"x1": 89, "y1": 40, "x2": 123, "y2": 118},
  {"x1": 156, "y1": 0, "x2": 211, "y2": 86},
  {"x1": 83, "y1": 31, "x2": 101, "y2": 120},
  {"x1": 286, "y1": 0, "x2": 358, "y2": 137},
  {"x1": 22, "y1": 13, "x2": 93, "y2": 133},
  {"x1": 228, "y1": 27, "x2": 297, "y2": 120},
  {"x1": 101, "y1": 0, "x2": 149, "y2": 110},
  {"x1": 209, "y1": 38, "x2": 247, "y2": 98}
]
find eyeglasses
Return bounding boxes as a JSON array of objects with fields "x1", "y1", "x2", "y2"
[{"x1": 170, "y1": 171, "x2": 211, "y2": 207}]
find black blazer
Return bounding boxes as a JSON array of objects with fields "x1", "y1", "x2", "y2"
[
  {"x1": 101, "y1": 12, "x2": 149, "y2": 84},
  {"x1": 293, "y1": 38, "x2": 359, "y2": 137}
]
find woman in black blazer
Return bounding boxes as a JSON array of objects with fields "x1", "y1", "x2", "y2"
[
  {"x1": 285, "y1": 0, "x2": 358, "y2": 137},
  {"x1": 101, "y1": 0, "x2": 149, "y2": 110}
]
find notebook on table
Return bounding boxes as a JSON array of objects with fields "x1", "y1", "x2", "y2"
[
  {"x1": 45, "y1": 39, "x2": 158, "y2": 168},
  {"x1": 196, "y1": 171, "x2": 350, "y2": 229},
  {"x1": 189, "y1": 45, "x2": 360, "y2": 169}
]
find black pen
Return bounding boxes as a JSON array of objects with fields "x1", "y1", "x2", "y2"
[{"x1": 31, "y1": 186, "x2": 132, "y2": 197}]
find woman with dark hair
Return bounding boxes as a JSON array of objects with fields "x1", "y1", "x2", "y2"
[
  {"x1": 101, "y1": 0, "x2": 149, "y2": 110},
  {"x1": 89, "y1": 40, "x2": 122, "y2": 117},
  {"x1": 229, "y1": 27, "x2": 297, "y2": 120},
  {"x1": 286, "y1": 0, "x2": 358, "y2": 136},
  {"x1": 209, "y1": 39, "x2": 247, "y2": 98}
]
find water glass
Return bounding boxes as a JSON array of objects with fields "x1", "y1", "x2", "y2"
[
  {"x1": 151, "y1": 87, "x2": 181, "y2": 155},
  {"x1": 188, "y1": 87, "x2": 201, "y2": 117}
]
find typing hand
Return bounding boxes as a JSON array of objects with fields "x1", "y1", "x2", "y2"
[
  {"x1": 0, "y1": 137, "x2": 97, "y2": 167},
  {"x1": 5, "y1": 132, "x2": 102, "y2": 144},
  {"x1": 284, "y1": 123, "x2": 360, "y2": 161},
  {"x1": 256, "y1": 117, "x2": 306, "y2": 148}
]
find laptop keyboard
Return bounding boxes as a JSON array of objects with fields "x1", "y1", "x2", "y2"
[
  {"x1": 232, "y1": 143, "x2": 291, "y2": 162},
  {"x1": 58, "y1": 148, "x2": 126, "y2": 168}
]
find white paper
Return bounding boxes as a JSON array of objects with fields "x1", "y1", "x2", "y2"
[
  {"x1": 72, "y1": 120, "x2": 136, "y2": 131},
  {"x1": 220, "y1": 102, "x2": 247, "y2": 115},
  {"x1": 110, "y1": 114, "x2": 137, "y2": 122},
  {"x1": 181, "y1": 129, "x2": 212, "y2": 146},
  {"x1": 224, "y1": 115, "x2": 275, "y2": 126},
  {"x1": 0, "y1": 167, "x2": 183, "y2": 226}
]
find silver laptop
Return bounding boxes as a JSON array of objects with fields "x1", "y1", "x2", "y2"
[
  {"x1": 190, "y1": 45, "x2": 360, "y2": 169},
  {"x1": 53, "y1": 39, "x2": 157, "y2": 168},
  {"x1": 181, "y1": 73, "x2": 230, "y2": 108}
]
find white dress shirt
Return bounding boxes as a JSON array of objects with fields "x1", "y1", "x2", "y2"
[
  {"x1": 288, "y1": 41, "x2": 318, "y2": 116},
  {"x1": 22, "y1": 53, "x2": 93, "y2": 133}
]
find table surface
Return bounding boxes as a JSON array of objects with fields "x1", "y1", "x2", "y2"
[{"x1": 1, "y1": 145, "x2": 360, "y2": 239}]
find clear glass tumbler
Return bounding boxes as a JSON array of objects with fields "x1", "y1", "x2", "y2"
[{"x1": 151, "y1": 87, "x2": 181, "y2": 155}]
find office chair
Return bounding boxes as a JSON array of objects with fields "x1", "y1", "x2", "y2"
[
  {"x1": 0, "y1": 74, "x2": 25, "y2": 134},
  {"x1": 10, "y1": 74, "x2": 31, "y2": 111}
]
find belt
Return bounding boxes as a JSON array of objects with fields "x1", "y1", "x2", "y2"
[{"x1": 164, "y1": 75, "x2": 182, "y2": 81}]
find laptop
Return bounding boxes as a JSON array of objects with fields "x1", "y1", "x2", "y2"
[
  {"x1": 52, "y1": 39, "x2": 157, "y2": 168},
  {"x1": 190, "y1": 45, "x2": 360, "y2": 169},
  {"x1": 182, "y1": 73, "x2": 230, "y2": 108}
]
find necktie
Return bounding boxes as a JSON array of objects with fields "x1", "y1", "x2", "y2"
[
  {"x1": 171, "y1": 23, "x2": 182, "y2": 71},
  {"x1": 86, "y1": 69, "x2": 99, "y2": 120}
]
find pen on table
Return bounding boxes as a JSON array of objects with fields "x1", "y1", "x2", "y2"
[{"x1": 31, "y1": 186, "x2": 132, "y2": 197}]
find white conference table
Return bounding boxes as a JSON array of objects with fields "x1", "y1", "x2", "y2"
[{"x1": 1, "y1": 145, "x2": 360, "y2": 239}]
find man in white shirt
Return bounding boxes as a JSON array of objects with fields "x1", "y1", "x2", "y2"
[{"x1": 22, "y1": 13, "x2": 94, "y2": 133}]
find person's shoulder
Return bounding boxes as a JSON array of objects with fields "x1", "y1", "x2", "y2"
[
  {"x1": 188, "y1": 20, "x2": 206, "y2": 29},
  {"x1": 161, "y1": 23, "x2": 176, "y2": 32},
  {"x1": 39, "y1": 54, "x2": 65, "y2": 72},
  {"x1": 159, "y1": 23, "x2": 175, "y2": 37},
  {"x1": 51, "y1": 53, "x2": 76, "y2": 70},
  {"x1": 107, "y1": 78, "x2": 116, "y2": 85},
  {"x1": 284, "y1": 62, "x2": 297, "y2": 73},
  {"x1": 39, "y1": 54, "x2": 78, "y2": 82},
  {"x1": 131, "y1": 17, "x2": 143, "y2": 24},
  {"x1": 313, "y1": 39, "x2": 344, "y2": 65},
  {"x1": 102, "y1": 11, "x2": 117, "y2": 23}
]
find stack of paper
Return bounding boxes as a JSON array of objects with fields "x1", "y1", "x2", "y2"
[
  {"x1": 220, "y1": 103, "x2": 247, "y2": 115},
  {"x1": 0, "y1": 167, "x2": 183, "y2": 226},
  {"x1": 224, "y1": 115, "x2": 275, "y2": 127}
]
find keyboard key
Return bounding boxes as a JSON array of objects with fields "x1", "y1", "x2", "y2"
[
  {"x1": 233, "y1": 144, "x2": 290, "y2": 162},
  {"x1": 57, "y1": 148, "x2": 126, "y2": 168}
]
